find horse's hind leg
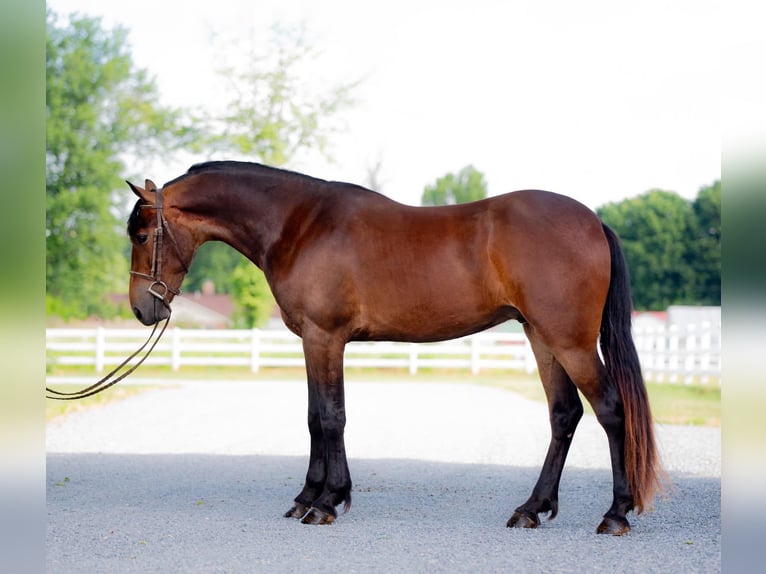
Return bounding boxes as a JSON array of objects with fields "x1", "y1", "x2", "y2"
[
  {"x1": 508, "y1": 327, "x2": 583, "y2": 528},
  {"x1": 556, "y1": 347, "x2": 634, "y2": 535}
]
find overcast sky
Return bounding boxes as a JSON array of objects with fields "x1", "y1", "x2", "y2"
[{"x1": 49, "y1": 0, "x2": 720, "y2": 209}]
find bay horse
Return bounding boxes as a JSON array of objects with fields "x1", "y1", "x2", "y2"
[{"x1": 126, "y1": 161, "x2": 663, "y2": 534}]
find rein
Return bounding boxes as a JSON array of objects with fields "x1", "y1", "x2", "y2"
[
  {"x1": 46, "y1": 186, "x2": 188, "y2": 401},
  {"x1": 44, "y1": 317, "x2": 170, "y2": 400}
]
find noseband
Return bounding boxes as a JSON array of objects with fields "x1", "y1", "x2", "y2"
[{"x1": 129, "y1": 186, "x2": 190, "y2": 307}]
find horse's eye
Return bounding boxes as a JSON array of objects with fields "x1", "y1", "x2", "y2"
[{"x1": 136, "y1": 233, "x2": 149, "y2": 245}]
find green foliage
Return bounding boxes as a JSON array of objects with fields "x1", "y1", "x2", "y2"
[
  {"x1": 597, "y1": 184, "x2": 720, "y2": 310},
  {"x1": 421, "y1": 165, "x2": 488, "y2": 205},
  {"x1": 230, "y1": 259, "x2": 276, "y2": 328},
  {"x1": 185, "y1": 26, "x2": 358, "y2": 322},
  {"x1": 45, "y1": 294, "x2": 78, "y2": 321},
  {"x1": 181, "y1": 243, "x2": 276, "y2": 328},
  {"x1": 690, "y1": 181, "x2": 721, "y2": 305},
  {"x1": 210, "y1": 26, "x2": 357, "y2": 166},
  {"x1": 46, "y1": 10, "x2": 194, "y2": 318},
  {"x1": 182, "y1": 242, "x2": 244, "y2": 295},
  {"x1": 46, "y1": 15, "x2": 358, "y2": 323}
]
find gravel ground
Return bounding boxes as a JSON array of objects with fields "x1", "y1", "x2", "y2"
[{"x1": 46, "y1": 379, "x2": 721, "y2": 573}]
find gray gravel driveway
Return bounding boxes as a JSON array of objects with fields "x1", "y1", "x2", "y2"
[{"x1": 46, "y1": 379, "x2": 720, "y2": 573}]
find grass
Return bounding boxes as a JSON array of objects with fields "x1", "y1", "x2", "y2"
[
  {"x1": 474, "y1": 372, "x2": 720, "y2": 427},
  {"x1": 45, "y1": 384, "x2": 165, "y2": 423},
  {"x1": 46, "y1": 366, "x2": 720, "y2": 427},
  {"x1": 644, "y1": 382, "x2": 720, "y2": 427}
]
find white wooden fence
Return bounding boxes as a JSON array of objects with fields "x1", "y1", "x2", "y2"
[
  {"x1": 46, "y1": 323, "x2": 721, "y2": 383},
  {"x1": 45, "y1": 328, "x2": 537, "y2": 375},
  {"x1": 634, "y1": 322, "x2": 721, "y2": 385}
]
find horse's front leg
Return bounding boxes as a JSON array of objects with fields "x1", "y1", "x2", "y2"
[
  {"x1": 284, "y1": 381, "x2": 326, "y2": 519},
  {"x1": 285, "y1": 332, "x2": 351, "y2": 525}
]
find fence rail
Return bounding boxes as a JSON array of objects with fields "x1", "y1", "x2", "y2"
[
  {"x1": 634, "y1": 322, "x2": 721, "y2": 384},
  {"x1": 46, "y1": 323, "x2": 721, "y2": 384}
]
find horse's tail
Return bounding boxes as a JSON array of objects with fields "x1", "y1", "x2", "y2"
[{"x1": 599, "y1": 223, "x2": 665, "y2": 513}]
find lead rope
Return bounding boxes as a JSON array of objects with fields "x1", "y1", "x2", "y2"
[{"x1": 45, "y1": 310, "x2": 171, "y2": 401}]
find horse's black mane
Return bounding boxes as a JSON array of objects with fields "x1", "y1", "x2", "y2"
[
  {"x1": 129, "y1": 162, "x2": 284, "y2": 233},
  {"x1": 162, "y1": 160, "x2": 326, "y2": 188},
  {"x1": 160, "y1": 160, "x2": 386, "y2": 200},
  {"x1": 129, "y1": 161, "x2": 387, "y2": 233}
]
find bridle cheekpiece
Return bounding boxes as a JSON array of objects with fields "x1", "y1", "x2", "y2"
[{"x1": 129, "y1": 186, "x2": 189, "y2": 307}]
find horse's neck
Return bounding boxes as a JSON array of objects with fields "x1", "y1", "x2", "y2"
[{"x1": 175, "y1": 171, "x2": 318, "y2": 269}]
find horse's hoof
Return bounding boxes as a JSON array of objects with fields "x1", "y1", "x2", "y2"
[
  {"x1": 284, "y1": 502, "x2": 310, "y2": 519},
  {"x1": 300, "y1": 507, "x2": 335, "y2": 525},
  {"x1": 507, "y1": 510, "x2": 540, "y2": 529},
  {"x1": 596, "y1": 515, "x2": 631, "y2": 536}
]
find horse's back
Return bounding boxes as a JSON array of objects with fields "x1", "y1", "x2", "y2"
[
  {"x1": 339, "y1": 187, "x2": 608, "y2": 287},
  {"x1": 315, "y1": 188, "x2": 611, "y2": 344}
]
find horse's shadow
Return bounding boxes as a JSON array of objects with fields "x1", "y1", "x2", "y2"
[{"x1": 47, "y1": 452, "x2": 720, "y2": 573}]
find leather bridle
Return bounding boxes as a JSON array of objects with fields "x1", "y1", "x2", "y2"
[
  {"x1": 45, "y1": 186, "x2": 190, "y2": 401},
  {"x1": 129, "y1": 186, "x2": 189, "y2": 306}
]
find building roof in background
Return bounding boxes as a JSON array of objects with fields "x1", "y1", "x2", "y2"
[{"x1": 170, "y1": 294, "x2": 235, "y2": 328}]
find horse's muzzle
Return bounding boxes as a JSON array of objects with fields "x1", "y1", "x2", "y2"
[{"x1": 132, "y1": 298, "x2": 170, "y2": 326}]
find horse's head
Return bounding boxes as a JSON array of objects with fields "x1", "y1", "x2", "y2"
[{"x1": 126, "y1": 179, "x2": 192, "y2": 325}]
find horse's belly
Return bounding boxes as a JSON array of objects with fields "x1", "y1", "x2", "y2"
[{"x1": 353, "y1": 297, "x2": 521, "y2": 343}]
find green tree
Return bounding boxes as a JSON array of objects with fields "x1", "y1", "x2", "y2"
[
  {"x1": 182, "y1": 241, "x2": 243, "y2": 295},
  {"x1": 211, "y1": 26, "x2": 357, "y2": 165},
  {"x1": 46, "y1": 10, "x2": 194, "y2": 318},
  {"x1": 182, "y1": 26, "x2": 358, "y2": 325},
  {"x1": 598, "y1": 190, "x2": 698, "y2": 310},
  {"x1": 230, "y1": 259, "x2": 276, "y2": 328},
  {"x1": 689, "y1": 180, "x2": 721, "y2": 305},
  {"x1": 421, "y1": 165, "x2": 488, "y2": 205}
]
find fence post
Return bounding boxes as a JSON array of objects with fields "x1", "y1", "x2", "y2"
[
  {"x1": 95, "y1": 327, "x2": 105, "y2": 373},
  {"x1": 171, "y1": 327, "x2": 181, "y2": 371},
  {"x1": 471, "y1": 336, "x2": 480, "y2": 374},
  {"x1": 634, "y1": 325, "x2": 647, "y2": 381},
  {"x1": 524, "y1": 338, "x2": 536, "y2": 374},
  {"x1": 652, "y1": 325, "x2": 663, "y2": 381},
  {"x1": 653, "y1": 325, "x2": 662, "y2": 382},
  {"x1": 409, "y1": 343, "x2": 418, "y2": 375},
  {"x1": 657, "y1": 325, "x2": 668, "y2": 383},
  {"x1": 699, "y1": 322, "x2": 711, "y2": 384},
  {"x1": 684, "y1": 324, "x2": 697, "y2": 385},
  {"x1": 251, "y1": 328, "x2": 260, "y2": 373},
  {"x1": 668, "y1": 325, "x2": 679, "y2": 383}
]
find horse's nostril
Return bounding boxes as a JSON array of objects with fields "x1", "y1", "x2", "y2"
[{"x1": 133, "y1": 306, "x2": 143, "y2": 322}]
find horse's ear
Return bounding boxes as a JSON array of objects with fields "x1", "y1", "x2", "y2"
[
  {"x1": 145, "y1": 179, "x2": 158, "y2": 192},
  {"x1": 126, "y1": 180, "x2": 156, "y2": 204}
]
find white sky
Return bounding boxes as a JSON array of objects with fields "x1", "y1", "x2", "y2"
[{"x1": 48, "y1": 0, "x2": 720, "y2": 209}]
